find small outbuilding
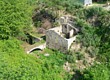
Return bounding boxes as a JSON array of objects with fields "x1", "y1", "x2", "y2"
[{"x1": 80, "y1": 0, "x2": 92, "y2": 6}]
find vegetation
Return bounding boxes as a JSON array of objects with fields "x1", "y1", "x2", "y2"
[
  {"x1": 0, "y1": 0, "x2": 33, "y2": 40},
  {"x1": 0, "y1": 40, "x2": 72, "y2": 80},
  {"x1": 0, "y1": 0, "x2": 110, "y2": 80},
  {"x1": 73, "y1": 5, "x2": 110, "y2": 80}
]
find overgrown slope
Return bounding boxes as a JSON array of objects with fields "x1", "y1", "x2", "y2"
[{"x1": 0, "y1": 0, "x2": 110, "y2": 80}]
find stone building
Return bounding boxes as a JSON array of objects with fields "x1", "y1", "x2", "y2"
[
  {"x1": 80, "y1": 0, "x2": 92, "y2": 6},
  {"x1": 46, "y1": 16, "x2": 79, "y2": 53}
]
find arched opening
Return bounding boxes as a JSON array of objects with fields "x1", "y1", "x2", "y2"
[{"x1": 29, "y1": 48, "x2": 42, "y2": 53}]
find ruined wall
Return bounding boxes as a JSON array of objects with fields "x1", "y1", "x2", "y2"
[
  {"x1": 67, "y1": 37, "x2": 76, "y2": 49},
  {"x1": 46, "y1": 29, "x2": 69, "y2": 53},
  {"x1": 46, "y1": 26, "x2": 76, "y2": 53}
]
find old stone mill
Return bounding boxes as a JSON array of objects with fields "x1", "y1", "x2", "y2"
[
  {"x1": 46, "y1": 15, "x2": 79, "y2": 53},
  {"x1": 27, "y1": 15, "x2": 79, "y2": 53}
]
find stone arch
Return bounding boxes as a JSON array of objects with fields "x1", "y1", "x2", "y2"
[{"x1": 29, "y1": 48, "x2": 42, "y2": 53}]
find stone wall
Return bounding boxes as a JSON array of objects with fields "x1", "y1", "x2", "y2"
[{"x1": 46, "y1": 27, "x2": 76, "y2": 53}]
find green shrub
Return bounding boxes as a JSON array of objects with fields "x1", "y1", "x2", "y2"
[
  {"x1": 0, "y1": 0, "x2": 33, "y2": 40},
  {"x1": 76, "y1": 52, "x2": 84, "y2": 60},
  {"x1": 66, "y1": 51, "x2": 77, "y2": 63},
  {"x1": 82, "y1": 64, "x2": 109, "y2": 80}
]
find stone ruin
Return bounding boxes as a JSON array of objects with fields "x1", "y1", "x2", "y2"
[{"x1": 46, "y1": 15, "x2": 79, "y2": 53}]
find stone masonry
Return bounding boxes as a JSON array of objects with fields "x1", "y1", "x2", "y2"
[
  {"x1": 46, "y1": 27, "x2": 76, "y2": 53},
  {"x1": 46, "y1": 15, "x2": 79, "y2": 53}
]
